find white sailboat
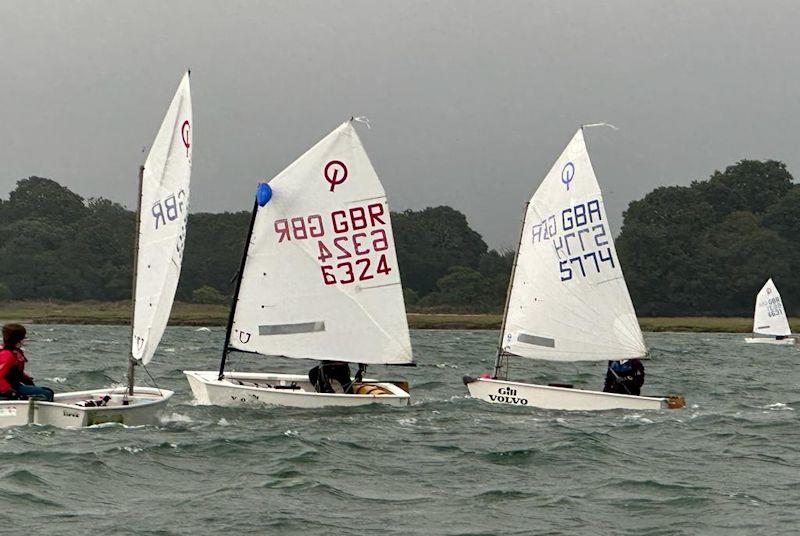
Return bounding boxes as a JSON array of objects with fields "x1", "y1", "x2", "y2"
[
  {"x1": 0, "y1": 72, "x2": 192, "y2": 427},
  {"x1": 744, "y1": 279, "x2": 795, "y2": 345},
  {"x1": 463, "y1": 127, "x2": 684, "y2": 411},
  {"x1": 184, "y1": 120, "x2": 413, "y2": 408}
]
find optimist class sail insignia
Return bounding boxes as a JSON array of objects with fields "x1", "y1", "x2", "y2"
[
  {"x1": 561, "y1": 162, "x2": 575, "y2": 190},
  {"x1": 324, "y1": 160, "x2": 348, "y2": 192}
]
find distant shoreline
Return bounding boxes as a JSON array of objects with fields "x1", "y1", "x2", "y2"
[{"x1": 0, "y1": 301, "x2": 777, "y2": 332}]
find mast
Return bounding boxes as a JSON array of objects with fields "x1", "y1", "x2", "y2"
[
  {"x1": 218, "y1": 195, "x2": 260, "y2": 379},
  {"x1": 492, "y1": 201, "x2": 529, "y2": 380},
  {"x1": 127, "y1": 165, "x2": 146, "y2": 395}
]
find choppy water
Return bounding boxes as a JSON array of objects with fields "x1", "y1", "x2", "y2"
[{"x1": 1, "y1": 327, "x2": 799, "y2": 535}]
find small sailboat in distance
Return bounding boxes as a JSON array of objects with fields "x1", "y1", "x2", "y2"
[
  {"x1": 184, "y1": 119, "x2": 413, "y2": 408},
  {"x1": 463, "y1": 126, "x2": 684, "y2": 411},
  {"x1": 744, "y1": 278, "x2": 796, "y2": 345},
  {"x1": 0, "y1": 72, "x2": 191, "y2": 427}
]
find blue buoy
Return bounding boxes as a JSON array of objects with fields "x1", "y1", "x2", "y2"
[{"x1": 256, "y1": 182, "x2": 272, "y2": 207}]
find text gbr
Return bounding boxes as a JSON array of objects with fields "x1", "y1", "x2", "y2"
[
  {"x1": 151, "y1": 190, "x2": 189, "y2": 256},
  {"x1": 764, "y1": 296, "x2": 784, "y2": 317},
  {"x1": 530, "y1": 198, "x2": 615, "y2": 281},
  {"x1": 273, "y1": 202, "x2": 394, "y2": 286},
  {"x1": 152, "y1": 190, "x2": 187, "y2": 229}
]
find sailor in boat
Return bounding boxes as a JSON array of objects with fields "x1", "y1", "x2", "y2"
[
  {"x1": 308, "y1": 361, "x2": 365, "y2": 394},
  {"x1": 0, "y1": 324, "x2": 54, "y2": 402},
  {"x1": 602, "y1": 359, "x2": 645, "y2": 396}
]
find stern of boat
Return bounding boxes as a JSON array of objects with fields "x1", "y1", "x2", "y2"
[{"x1": 0, "y1": 400, "x2": 35, "y2": 427}]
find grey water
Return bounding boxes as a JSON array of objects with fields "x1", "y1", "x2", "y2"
[{"x1": 1, "y1": 327, "x2": 798, "y2": 535}]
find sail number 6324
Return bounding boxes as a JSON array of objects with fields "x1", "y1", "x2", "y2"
[
  {"x1": 320, "y1": 255, "x2": 392, "y2": 285},
  {"x1": 317, "y1": 230, "x2": 392, "y2": 285}
]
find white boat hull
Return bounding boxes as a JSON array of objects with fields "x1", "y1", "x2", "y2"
[
  {"x1": 184, "y1": 370, "x2": 410, "y2": 408},
  {"x1": 463, "y1": 377, "x2": 683, "y2": 411},
  {"x1": 0, "y1": 386, "x2": 173, "y2": 428},
  {"x1": 744, "y1": 337, "x2": 796, "y2": 345}
]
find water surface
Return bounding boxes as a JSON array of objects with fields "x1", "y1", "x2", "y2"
[{"x1": 1, "y1": 327, "x2": 798, "y2": 535}]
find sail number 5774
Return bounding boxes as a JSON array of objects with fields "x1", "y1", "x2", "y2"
[{"x1": 559, "y1": 247, "x2": 615, "y2": 281}]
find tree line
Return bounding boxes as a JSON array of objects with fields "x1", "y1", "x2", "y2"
[
  {"x1": 1, "y1": 159, "x2": 795, "y2": 316},
  {"x1": 0, "y1": 177, "x2": 512, "y2": 312},
  {"x1": 616, "y1": 159, "x2": 800, "y2": 316}
]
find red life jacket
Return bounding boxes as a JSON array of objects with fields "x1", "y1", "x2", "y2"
[{"x1": 0, "y1": 348, "x2": 30, "y2": 393}]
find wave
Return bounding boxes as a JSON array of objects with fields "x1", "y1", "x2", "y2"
[
  {"x1": 0, "y1": 487, "x2": 64, "y2": 509},
  {"x1": 471, "y1": 488, "x2": 535, "y2": 501},
  {"x1": 0, "y1": 467, "x2": 49, "y2": 486}
]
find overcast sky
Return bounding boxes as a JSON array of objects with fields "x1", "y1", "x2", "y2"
[{"x1": 1, "y1": 1, "x2": 798, "y2": 247}]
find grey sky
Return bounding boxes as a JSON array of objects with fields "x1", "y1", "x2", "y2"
[{"x1": 1, "y1": 1, "x2": 798, "y2": 248}]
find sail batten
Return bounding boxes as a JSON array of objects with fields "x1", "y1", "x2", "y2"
[
  {"x1": 752, "y1": 279, "x2": 791, "y2": 336},
  {"x1": 131, "y1": 72, "x2": 192, "y2": 365},
  {"x1": 500, "y1": 128, "x2": 647, "y2": 362},
  {"x1": 228, "y1": 121, "x2": 413, "y2": 365}
]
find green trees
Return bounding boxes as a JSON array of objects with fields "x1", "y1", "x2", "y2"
[
  {"x1": 0, "y1": 177, "x2": 253, "y2": 302},
  {"x1": 393, "y1": 207, "x2": 512, "y2": 311},
  {"x1": 617, "y1": 160, "x2": 800, "y2": 316},
  {"x1": 6, "y1": 177, "x2": 86, "y2": 225},
  {"x1": 177, "y1": 211, "x2": 251, "y2": 301},
  {"x1": 0, "y1": 283, "x2": 10, "y2": 301},
  {"x1": 393, "y1": 206, "x2": 488, "y2": 295},
  {"x1": 191, "y1": 285, "x2": 227, "y2": 304},
  {"x1": 5, "y1": 159, "x2": 792, "y2": 317},
  {"x1": 0, "y1": 179, "x2": 135, "y2": 300},
  {"x1": 0, "y1": 178, "x2": 511, "y2": 311}
]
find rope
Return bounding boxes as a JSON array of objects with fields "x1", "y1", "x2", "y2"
[{"x1": 140, "y1": 362, "x2": 163, "y2": 395}]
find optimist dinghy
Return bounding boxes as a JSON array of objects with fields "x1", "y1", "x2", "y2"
[
  {"x1": 744, "y1": 279, "x2": 796, "y2": 345},
  {"x1": 0, "y1": 72, "x2": 192, "y2": 427},
  {"x1": 184, "y1": 120, "x2": 413, "y2": 408},
  {"x1": 463, "y1": 126, "x2": 684, "y2": 411}
]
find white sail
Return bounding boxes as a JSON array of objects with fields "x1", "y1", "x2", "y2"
[
  {"x1": 501, "y1": 128, "x2": 646, "y2": 362},
  {"x1": 753, "y1": 278, "x2": 791, "y2": 336},
  {"x1": 131, "y1": 72, "x2": 192, "y2": 365},
  {"x1": 229, "y1": 121, "x2": 413, "y2": 365}
]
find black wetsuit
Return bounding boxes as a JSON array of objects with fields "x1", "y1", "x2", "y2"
[
  {"x1": 309, "y1": 361, "x2": 355, "y2": 394},
  {"x1": 603, "y1": 359, "x2": 645, "y2": 396}
]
